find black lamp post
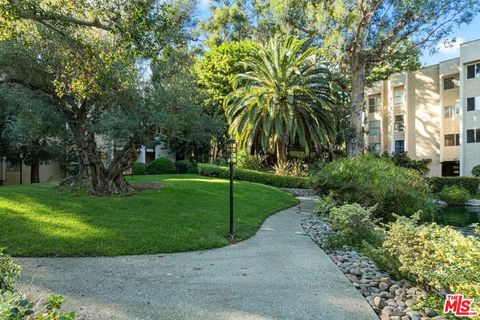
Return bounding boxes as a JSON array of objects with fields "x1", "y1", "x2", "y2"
[
  {"x1": 226, "y1": 138, "x2": 237, "y2": 240},
  {"x1": 19, "y1": 153, "x2": 23, "y2": 185}
]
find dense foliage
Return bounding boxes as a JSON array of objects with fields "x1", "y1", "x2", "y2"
[
  {"x1": 0, "y1": 248, "x2": 21, "y2": 293},
  {"x1": 383, "y1": 213, "x2": 480, "y2": 311},
  {"x1": 437, "y1": 185, "x2": 470, "y2": 206},
  {"x1": 427, "y1": 177, "x2": 480, "y2": 194},
  {"x1": 146, "y1": 158, "x2": 176, "y2": 175},
  {"x1": 174, "y1": 160, "x2": 198, "y2": 174},
  {"x1": 385, "y1": 152, "x2": 431, "y2": 175},
  {"x1": 198, "y1": 163, "x2": 311, "y2": 188},
  {"x1": 224, "y1": 36, "x2": 337, "y2": 161},
  {"x1": 132, "y1": 163, "x2": 147, "y2": 175},
  {"x1": 0, "y1": 250, "x2": 74, "y2": 319},
  {"x1": 472, "y1": 164, "x2": 480, "y2": 177},
  {"x1": 314, "y1": 155, "x2": 435, "y2": 220}
]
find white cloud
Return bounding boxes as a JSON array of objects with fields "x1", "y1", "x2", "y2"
[{"x1": 438, "y1": 38, "x2": 463, "y2": 54}]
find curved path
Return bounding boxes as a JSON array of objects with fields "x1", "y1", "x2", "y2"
[{"x1": 15, "y1": 197, "x2": 378, "y2": 320}]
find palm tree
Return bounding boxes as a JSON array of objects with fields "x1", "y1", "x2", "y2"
[{"x1": 224, "y1": 36, "x2": 337, "y2": 162}]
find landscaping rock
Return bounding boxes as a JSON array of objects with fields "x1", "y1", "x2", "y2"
[
  {"x1": 424, "y1": 308, "x2": 437, "y2": 317},
  {"x1": 301, "y1": 214, "x2": 445, "y2": 320},
  {"x1": 374, "y1": 297, "x2": 386, "y2": 309}
]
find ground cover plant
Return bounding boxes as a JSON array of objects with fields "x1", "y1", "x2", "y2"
[{"x1": 0, "y1": 175, "x2": 297, "y2": 256}]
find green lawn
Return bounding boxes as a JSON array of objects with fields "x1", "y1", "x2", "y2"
[{"x1": 0, "y1": 174, "x2": 297, "y2": 257}]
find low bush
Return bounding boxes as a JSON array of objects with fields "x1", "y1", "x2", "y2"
[
  {"x1": 131, "y1": 162, "x2": 147, "y2": 175},
  {"x1": 273, "y1": 160, "x2": 291, "y2": 175},
  {"x1": 427, "y1": 176, "x2": 480, "y2": 194},
  {"x1": 314, "y1": 154, "x2": 435, "y2": 220},
  {"x1": 174, "y1": 160, "x2": 198, "y2": 174},
  {"x1": 145, "y1": 157, "x2": 176, "y2": 174},
  {"x1": 0, "y1": 248, "x2": 21, "y2": 293},
  {"x1": 327, "y1": 203, "x2": 382, "y2": 248},
  {"x1": 197, "y1": 163, "x2": 311, "y2": 188},
  {"x1": 472, "y1": 164, "x2": 480, "y2": 177},
  {"x1": 0, "y1": 251, "x2": 75, "y2": 319},
  {"x1": 237, "y1": 153, "x2": 266, "y2": 171},
  {"x1": 382, "y1": 213, "x2": 480, "y2": 311},
  {"x1": 289, "y1": 159, "x2": 309, "y2": 177},
  {"x1": 437, "y1": 185, "x2": 470, "y2": 206},
  {"x1": 386, "y1": 152, "x2": 431, "y2": 175},
  {"x1": 313, "y1": 196, "x2": 337, "y2": 216}
]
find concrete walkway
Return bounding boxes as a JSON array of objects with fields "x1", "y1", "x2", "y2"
[{"x1": 15, "y1": 198, "x2": 378, "y2": 320}]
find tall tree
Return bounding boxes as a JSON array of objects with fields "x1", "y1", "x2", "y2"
[
  {"x1": 0, "y1": 85, "x2": 67, "y2": 183},
  {"x1": 224, "y1": 36, "x2": 337, "y2": 161},
  {"x1": 199, "y1": 0, "x2": 292, "y2": 46},
  {"x1": 0, "y1": 0, "x2": 191, "y2": 195},
  {"x1": 274, "y1": 0, "x2": 480, "y2": 157}
]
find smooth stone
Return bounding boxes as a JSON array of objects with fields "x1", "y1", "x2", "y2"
[
  {"x1": 405, "y1": 299, "x2": 416, "y2": 307},
  {"x1": 424, "y1": 308, "x2": 437, "y2": 317},
  {"x1": 374, "y1": 296, "x2": 386, "y2": 309},
  {"x1": 379, "y1": 282, "x2": 390, "y2": 291}
]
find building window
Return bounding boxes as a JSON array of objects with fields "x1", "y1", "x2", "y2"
[
  {"x1": 369, "y1": 143, "x2": 381, "y2": 153},
  {"x1": 395, "y1": 140, "x2": 405, "y2": 154},
  {"x1": 394, "y1": 115, "x2": 404, "y2": 132},
  {"x1": 368, "y1": 94, "x2": 381, "y2": 113},
  {"x1": 444, "y1": 134, "x2": 460, "y2": 146},
  {"x1": 394, "y1": 87, "x2": 404, "y2": 109},
  {"x1": 467, "y1": 96, "x2": 480, "y2": 111},
  {"x1": 466, "y1": 129, "x2": 480, "y2": 143},
  {"x1": 467, "y1": 63, "x2": 480, "y2": 79},
  {"x1": 444, "y1": 105, "x2": 460, "y2": 118},
  {"x1": 443, "y1": 76, "x2": 457, "y2": 90},
  {"x1": 368, "y1": 120, "x2": 381, "y2": 137}
]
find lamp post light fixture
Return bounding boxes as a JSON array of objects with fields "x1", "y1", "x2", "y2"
[{"x1": 226, "y1": 138, "x2": 237, "y2": 240}]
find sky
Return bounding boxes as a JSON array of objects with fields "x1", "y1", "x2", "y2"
[{"x1": 197, "y1": 1, "x2": 480, "y2": 66}]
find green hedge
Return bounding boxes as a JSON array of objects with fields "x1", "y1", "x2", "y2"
[
  {"x1": 427, "y1": 177, "x2": 480, "y2": 194},
  {"x1": 197, "y1": 163, "x2": 311, "y2": 188},
  {"x1": 146, "y1": 157, "x2": 176, "y2": 174},
  {"x1": 132, "y1": 162, "x2": 147, "y2": 175},
  {"x1": 175, "y1": 160, "x2": 198, "y2": 174}
]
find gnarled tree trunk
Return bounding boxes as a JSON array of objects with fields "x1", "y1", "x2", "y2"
[{"x1": 65, "y1": 106, "x2": 141, "y2": 196}]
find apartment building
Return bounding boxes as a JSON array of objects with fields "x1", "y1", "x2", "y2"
[{"x1": 366, "y1": 39, "x2": 480, "y2": 177}]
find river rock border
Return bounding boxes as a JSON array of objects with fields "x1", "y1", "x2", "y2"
[{"x1": 302, "y1": 214, "x2": 446, "y2": 320}]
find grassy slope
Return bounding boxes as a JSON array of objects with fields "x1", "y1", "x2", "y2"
[{"x1": 0, "y1": 174, "x2": 297, "y2": 257}]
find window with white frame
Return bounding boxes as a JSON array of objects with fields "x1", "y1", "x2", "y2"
[
  {"x1": 444, "y1": 134, "x2": 460, "y2": 146},
  {"x1": 466, "y1": 129, "x2": 480, "y2": 143},
  {"x1": 394, "y1": 87, "x2": 404, "y2": 109},
  {"x1": 368, "y1": 94, "x2": 381, "y2": 113},
  {"x1": 368, "y1": 120, "x2": 381, "y2": 137},
  {"x1": 467, "y1": 63, "x2": 480, "y2": 79},
  {"x1": 444, "y1": 105, "x2": 460, "y2": 118},
  {"x1": 443, "y1": 76, "x2": 458, "y2": 90},
  {"x1": 394, "y1": 115, "x2": 404, "y2": 132},
  {"x1": 467, "y1": 96, "x2": 480, "y2": 111}
]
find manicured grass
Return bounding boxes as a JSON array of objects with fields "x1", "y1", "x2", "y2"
[{"x1": 0, "y1": 174, "x2": 297, "y2": 257}]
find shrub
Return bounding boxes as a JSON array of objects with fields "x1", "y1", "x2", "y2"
[
  {"x1": 0, "y1": 292, "x2": 76, "y2": 320},
  {"x1": 0, "y1": 248, "x2": 21, "y2": 293},
  {"x1": 437, "y1": 185, "x2": 470, "y2": 206},
  {"x1": 327, "y1": 203, "x2": 381, "y2": 247},
  {"x1": 427, "y1": 176, "x2": 480, "y2": 194},
  {"x1": 131, "y1": 162, "x2": 147, "y2": 175},
  {"x1": 174, "y1": 160, "x2": 198, "y2": 174},
  {"x1": 237, "y1": 153, "x2": 266, "y2": 171},
  {"x1": 313, "y1": 196, "x2": 337, "y2": 216},
  {"x1": 145, "y1": 157, "x2": 176, "y2": 174},
  {"x1": 213, "y1": 158, "x2": 227, "y2": 166},
  {"x1": 273, "y1": 160, "x2": 291, "y2": 175},
  {"x1": 314, "y1": 154, "x2": 435, "y2": 220},
  {"x1": 197, "y1": 163, "x2": 311, "y2": 188},
  {"x1": 472, "y1": 164, "x2": 480, "y2": 177},
  {"x1": 382, "y1": 213, "x2": 480, "y2": 311},
  {"x1": 289, "y1": 159, "x2": 308, "y2": 177},
  {"x1": 386, "y1": 152, "x2": 431, "y2": 175}
]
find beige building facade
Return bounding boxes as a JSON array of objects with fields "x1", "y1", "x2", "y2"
[{"x1": 366, "y1": 39, "x2": 480, "y2": 177}]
